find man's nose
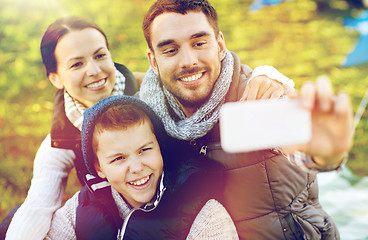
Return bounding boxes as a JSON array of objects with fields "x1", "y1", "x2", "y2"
[{"x1": 179, "y1": 46, "x2": 198, "y2": 68}]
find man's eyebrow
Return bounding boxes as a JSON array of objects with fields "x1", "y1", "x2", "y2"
[
  {"x1": 157, "y1": 39, "x2": 175, "y2": 49},
  {"x1": 156, "y1": 31, "x2": 211, "y2": 49},
  {"x1": 191, "y1": 31, "x2": 210, "y2": 39}
]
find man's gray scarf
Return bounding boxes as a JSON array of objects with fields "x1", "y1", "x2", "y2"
[{"x1": 140, "y1": 50, "x2": 234, "y2": 140}]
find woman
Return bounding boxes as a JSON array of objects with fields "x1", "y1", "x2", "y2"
[{"x1": 4, "y1": 16, "x2": 138, "y2": 239}]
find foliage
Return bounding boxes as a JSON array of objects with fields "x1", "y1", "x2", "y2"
[{"x1": 0, "y1": 0, "x2": 367, "y2": 221}]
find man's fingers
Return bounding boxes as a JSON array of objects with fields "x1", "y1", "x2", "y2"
[
  {"x1": 240, "y1": 87, "x2": 250, "y2": 101},
  {"x1": 242, "y1": 75, "x2": 286, "y2": 100},
  {"x1": 335, "y1": 91, "x2": 354, "y2": 142},
  {"x1": 300, "y1": 81, "x2": 316, "y2": 109},
  {"x1": 334, "y1": 91, "x2": 352, "y2": 117},
  {"x1": 239, "y1": 72, "x2": 249, "y2": 101},
  {"x1": 245, "y1": 79, "x2": 261, "y2": 100},
  {"x1": 269, "y1": 88, "x2": 284, "y2": 99},
  {"x1": 316, "y1": 76, "x2": 334, "y2": 112},
  {"x1": 261, "y1": 87, "x2": 284, "y2": 99}
]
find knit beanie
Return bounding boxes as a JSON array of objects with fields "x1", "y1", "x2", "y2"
[{"x1": 81, "y1": 95, "x2": 168, "y2": 177}]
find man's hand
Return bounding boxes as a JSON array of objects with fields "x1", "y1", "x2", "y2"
[
  {"x1": 239, "y1": 65, "x2": 294, "y2": 101},
  {"x1": 284, "y1": 76, "x2": 354, "y2": 167},
  {"x1": 240, "y1": 75, "x2": 285, "y2": 100}
]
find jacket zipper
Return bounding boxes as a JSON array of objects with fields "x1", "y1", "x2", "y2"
[{"x1": 117, "y1": 176, "x2": 166, "y2": 240}]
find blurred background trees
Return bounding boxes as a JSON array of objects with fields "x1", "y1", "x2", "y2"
[{"x1": 0, "y1": 0, "x2": 367, "y2": 221}]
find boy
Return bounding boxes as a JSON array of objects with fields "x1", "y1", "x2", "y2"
[{"x1": 46, "y1": 95, "x2": 238, "y2": 239}]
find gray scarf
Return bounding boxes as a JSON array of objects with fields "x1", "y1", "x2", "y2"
[{"x1": 140, "y1": 50, "x2": 234, "y2": 140}]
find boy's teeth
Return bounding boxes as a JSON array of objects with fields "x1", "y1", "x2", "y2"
[
  {"x1": 130, "y1": 176, "x2": 150, "y2": 186},
  {"x1": 181, "y1": 73, "x2": 202, "y2": 82},
  {"x1": 86, "y1": 79, "x2": 105, "y2": 88}
]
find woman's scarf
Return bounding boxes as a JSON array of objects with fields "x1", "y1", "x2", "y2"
[
  {"x1": 64, "y1": 67, "x2": 126, "y2": 130},
  {"x1": 139, "y1": 50, "x2": 234, "y2": 140}
]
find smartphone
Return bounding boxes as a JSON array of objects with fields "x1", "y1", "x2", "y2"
[{"x1": 219, "y1": 98, "x2": 311, "y2": 153}]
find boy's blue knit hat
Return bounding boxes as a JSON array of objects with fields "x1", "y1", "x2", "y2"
[{"x1": 81, "y1": 95, "x2": 167, "y2": 177}]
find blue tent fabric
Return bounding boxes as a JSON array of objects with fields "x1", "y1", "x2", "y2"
[
  {"x1": 343, "y1": 10, "x2": 368, "y2": 29},
  {"x1": 343, "y1": 35, "x2": 368, "y2": 67},
  {"x1": 342, "y1": 10, "x2": 368, "y2": 67},
  {"x1": 249, "y1": 0, "x2": 294, "y2": 12},
  {"x1": 318, "y1": 166, "x2": 368, "y2": 239}
]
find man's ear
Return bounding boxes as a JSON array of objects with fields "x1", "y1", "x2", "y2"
[
  {"x1": 217, "y1": 31, "x2": 227, "y2": 61},
  {"x1": 94, "y1": 161, "x2": 106, "y2": 179},
  {"x1": 147, "y1": 49, "x2": 159, "y2": 75},
  {"x1": 48, "y1": 73, "x2": 64, "y2": 89}
]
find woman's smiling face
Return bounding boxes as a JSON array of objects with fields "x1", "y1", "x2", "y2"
[{"x1": 49, "y1": 28, "x2": 116, "y2": 108}]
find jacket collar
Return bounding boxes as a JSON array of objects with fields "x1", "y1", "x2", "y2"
[{"x1": 117, "y1": 172, "x2": 166, "y2": 240}]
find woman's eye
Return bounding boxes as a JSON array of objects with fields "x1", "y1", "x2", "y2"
[
  {"x1": 70, "y1": 62, "x2": 83, "y2": 69},
  {"x1": 95, "y1": 53, "x2": 106, "y2": 59}
]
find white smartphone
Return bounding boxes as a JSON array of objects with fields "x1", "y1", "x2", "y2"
[{"x1": 219, "y1": 98, "x2": 311, "y2": 153}]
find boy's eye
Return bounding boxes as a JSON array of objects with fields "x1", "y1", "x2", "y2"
[
  {"x1": 111, "y1": 156, "x2": 124, "y2": 163},
  {"x1": 140, "y1": 148, "x2": 152, "y2": 154}
]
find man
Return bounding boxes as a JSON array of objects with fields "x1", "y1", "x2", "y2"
[{"x1": 139, "y1": 0, "x2": 353, "y2": 239}]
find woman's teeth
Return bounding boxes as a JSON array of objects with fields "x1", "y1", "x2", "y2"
[
  {"x1": 86, "y1": 79, "x2": 106, "y2": 88},
  {"x1": 180, "y1": 73, "x2": 202, "y2": 82},
  {"x1": 129, "y1": 175, "x2": 150, "y2": 186}
]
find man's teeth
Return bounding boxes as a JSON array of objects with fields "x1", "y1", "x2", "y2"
[
  {"x1": 180, "y1": 73, "x2": 202, "y2": 82},
  {"x1": 130, "y1": 176, "x2": 150, "y2": 186},
  {"x1": 86, "y1": 79, "x2": 106, "y2": 88}
]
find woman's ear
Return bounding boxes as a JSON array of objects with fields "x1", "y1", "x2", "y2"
[
  {"x1": 48, "y1": 73, "x2": 64, "y2": 89},
  {"x1": 94, "y1": 161, "x2": 106, "y2": 179}
]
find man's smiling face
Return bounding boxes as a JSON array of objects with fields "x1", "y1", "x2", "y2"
[{"x1": 147, "y1": 11, "x2": 226, "y2": 116}]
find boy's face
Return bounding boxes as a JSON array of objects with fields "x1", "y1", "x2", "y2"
[{"x1": 94, "y1": 120, "x2": 163, "y2": 208}]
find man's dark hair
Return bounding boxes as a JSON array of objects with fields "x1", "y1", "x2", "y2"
[{"x1": 143, "y1": 0, "x2": 219, "y2": 50}]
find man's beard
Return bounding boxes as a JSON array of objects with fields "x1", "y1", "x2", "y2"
[
  {"x1": 170, "y1": 66, "x2": 213, "y2": 109},
  {"x1": 174, "y1": 90, "x2": 212, "y2": 110}
]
